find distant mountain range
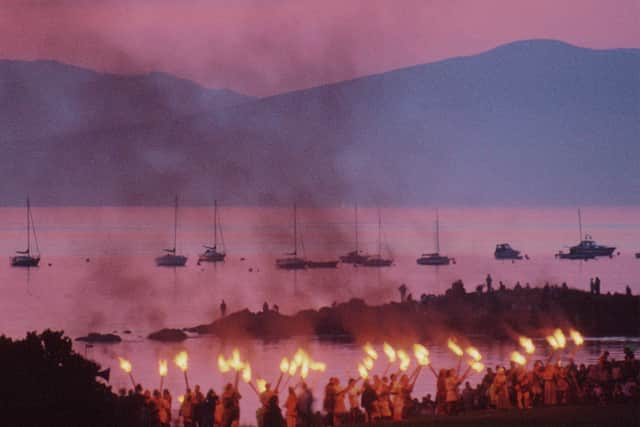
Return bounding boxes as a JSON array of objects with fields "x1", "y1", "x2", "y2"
[{"x1": 1, "y1": 39, "x2": 638, "y2": 206}]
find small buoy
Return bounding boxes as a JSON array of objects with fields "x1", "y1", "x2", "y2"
[
  {"x1": 248, "y1": 268, "x2": 253, "y2": 272},
  {"x1": 240, "y1": 257, "x2": 246, "y2": 261},
  {"x1": 85, "y1": 258, "x2": 90, "y2": 263},
  {"x1": 48, "y1": 263, "x2": 52, "y2": 267}
]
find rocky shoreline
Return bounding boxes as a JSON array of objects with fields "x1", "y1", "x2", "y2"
[{"x1": 154, "y1": 285, "x2": 639, "y2": 342}]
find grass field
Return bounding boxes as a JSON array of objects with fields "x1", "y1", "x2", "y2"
[{"x1": 355, "y1": 404, "x2": 640, "y2": 427}]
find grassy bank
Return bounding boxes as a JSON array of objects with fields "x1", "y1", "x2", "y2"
[{"x1": 361, "y1": 404, "x2": 639, "y2": 427}]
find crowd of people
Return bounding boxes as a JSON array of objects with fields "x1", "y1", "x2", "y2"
[{"x1": 117, "y1": 347, "x2": 638, "y2": 427}]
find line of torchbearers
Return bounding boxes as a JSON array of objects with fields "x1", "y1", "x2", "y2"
[{"x1": 113, "y1": 328, "x2": 640, "y2": 427}]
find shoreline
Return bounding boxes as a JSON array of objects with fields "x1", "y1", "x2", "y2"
[{"x1": 139, "y1": 285, "x2": 639, "y2": 343}]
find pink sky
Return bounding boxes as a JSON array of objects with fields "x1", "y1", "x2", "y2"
[{"x1": 1, "y1": 0, "x2": 638, "y2": 96}]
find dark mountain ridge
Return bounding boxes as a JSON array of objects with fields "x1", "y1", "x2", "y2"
[{"x1": 1, "y1": 40, "x2": 638, "y2": 206}]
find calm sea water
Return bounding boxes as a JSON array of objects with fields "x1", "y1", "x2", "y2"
[{"x1": 1, "y1": 206, "x2": 638, "y2": 424}]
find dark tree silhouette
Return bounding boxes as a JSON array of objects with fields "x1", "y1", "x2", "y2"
[{"x1": 0, "y1": 330, "x2": 154, "y2": 427}]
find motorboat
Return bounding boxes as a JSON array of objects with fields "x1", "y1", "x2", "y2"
[{"x1": 494, "y1": 243, "x2": 523, "y2": 260}]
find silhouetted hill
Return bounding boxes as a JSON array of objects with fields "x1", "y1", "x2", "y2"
[{"x1": 1, "y1": 40, "x2": 638, "y2": 205}]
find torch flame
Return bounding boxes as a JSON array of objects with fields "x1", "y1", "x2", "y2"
[
  {"x1": 230, "y1": 348, "x2": 244, "y2": 371},
  {"x1": 510, "y1": 351, "x2": 526, "y2": 366},
  {"x1": 553, "y1": 329, "x2": 566, "y2": 348},
  {"x1": 363, "y1": 357, "x2": 374, "y2": 371},
  {"x1": 358, "y1": 363, "x2": 369, "y2": 379},
  {"x1": 470, "y1": 361, "x2": 485, "y2": 372},
  {"x1": 447, "y1": 339, "x2": 464, "y2": 357},
  {"x1": 174, "y1": 351, "x2": 188, "y2": 372},
  {"x1": 280, "y1": 357, "x2": 290, "y2": 373},
  {"x1": 413, "y1": 344, "x2": 430, "y2": 365},
  {"x1": 519, "y1": 336, "x2": 536, "y2": 354},
  {"x1": 119, "y1": 357, "x2": 132, "y2": 374},
  {"x1": 178, "y1": 395, "x2": 184, "y2": 404},
  {"x1": 242, "y1": 363, "x2": 252, "y2": 383},
  {"x1": 158, "y1": 360, "x2": 168, "y2": 377},
  {"x1": 256, "y1": 379, "x2": 267, "y2": 393},
  {"x1": 218, "y1": 355, "x2": 231, "y2": 373},
  {"x1": 397, "y1": 350, "x2": 411, "y2": 371},
  {"x1": 300, "y1": 360, "x2": 309, "y2": 379},
  {"x1": 288, "y1": 361, "x2": 298, "y2": 376},
  {"x1": 546, "y1": 335, "x2": 559, "y2": 350},
  {"x1": 310, "y1": 361, "x2": 326, "y2": 372},
  {"x1": 383, "y1": 342, "x2": 396, "y2": 363},
  {"x1": 364, "y1": 343, "x2": 378, "y2": 360},
  {"x1": 569, "y1": 329, "x2": 584, "y2": 346},
  {"x1": 466, "y1": 346, "x2": 482, "y2": 362},
  {"x1": 293, "y1": 349, "x2": 306, "y2": 365}
]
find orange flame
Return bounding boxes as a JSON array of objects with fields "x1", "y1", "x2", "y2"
[
  {"x1": 119, "y1": 357, "x2": 132, "y2": 374},
  {"x1": 466, "y1": 346, "x2": 482, "y2": 362},
  {"x1": 447, "y1": 339, "x2": 463, "y2": 357},
  {"x1": 300, "y1": 360, "x2": 310, "y2": 379},
  {"x1": 553, "y1": 329, "x2": 566, "y2": 348},
  {"x1": 383, "y1": 342, "x2": 396, "y2": 363},
  {"x1": 397, "y1": 349, "x2": 411, "y2": 371},
  {"x1": 546, "y1": 335, "x2": 559, "y2": 350},
  {"x1": 280, "y1": 357, "x2": 290, "y2": 374},
  {"x1": 363, "y1": 357, "x2": 374, "y2": 371},
  {"x1": 242, "y1": 363, "x2": 252, "y2": 383},
  {"x1": 413, "y1": 344, "x2": 430, "y2": 366},
  {"x1": 569, "y1": 329, "x2": 584, "y2": 346},
  {"x1": 174, "y1": 351, "x2": 188, "y2": 372},
  {"x1": 158, "y1": 360, "x2": 168, "y2": 377},
  {"x1": 519, "y1": 336, "x2": 535, "y2": 354},
  {"x1": 510, "y1": 351, "x2": 526, "y2": 366},
  {"x1": 364, "y1": 343, "x2": 378, "y2": 360},
  {"x1": 218, "y1": 354, "x2": 231, "y2": 373},
  {"x1": 256, "y1": 379, "x2": 267, "y2": 393},
  {"x1": 358, "y1": 363, "x2": 369, "y2": 379},
  {"x1": 178, "y1": 395, "x2": 184, "y2": 404},
  {"x1": 229, "y1": 349, "x2": 244, "y2": 371},
  {"x1": 470, "y1": 361, "x2": 485, "y2": 372},
  {"x1": 288, "y1": 361, "x2": 298, "y2": 376},
  {"x1": 310, "y1": 361, "x2": 326, "y2": 372}
]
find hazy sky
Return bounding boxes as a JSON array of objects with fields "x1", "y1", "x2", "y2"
[{"x1": 1, "y1": 0, "x2": 639, "y2": 96}]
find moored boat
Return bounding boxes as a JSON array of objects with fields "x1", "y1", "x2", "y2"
[
  {"x1": 559, "y1": 209, "x2": 616, "y2": 260},
  {"x1": 340, "y1": 204, "x2": 370, "y2": 265},
  {"x1": 11, "y1": 197, "x2": 41, "y2": 267},
  {"x1": 198, "y1": 200, "x2": 226, "y2": 263},
  {"x1": 276, "y1": 204, "x2": 307, "y2": 270},
  {"x1": 494, "y1": 243, "x2": 523, "y2": 260},
  {"x1": 361, "y1": 208, "x2": 393, "y2": 267},
  {"x1": 156, "y1": 196, "x2": 187, "y2": 267},
  {"x1": 416, "y1": 209, "x2": 453, "y2": 266}
]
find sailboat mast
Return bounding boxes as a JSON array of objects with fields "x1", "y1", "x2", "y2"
[
  {"x1": 213, "y1": 199, "x2": 218, "y2": 247},
  {"x1": 26, "y1": 197, "x2": 30, "y2": 254},
  {"x1": 436, "y1": 208, "x2": 440, "y2": 253},
  {"x1": 293, "y1": 203, "x2": 298, "y2": 256},
  {"x1": 355, "y1": 203, "x2": 359, "y2": 253},
  {"x1": 173, "y1": 195, "x2": 178, "y2": 251},
  {"x1": 377, "y1": 208, "x2": 382, "y2": 256},
  {"x1": 578, "y1": 208, "x2": 583, "y2": 241}
]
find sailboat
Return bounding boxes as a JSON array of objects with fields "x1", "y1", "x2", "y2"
[
  {"x1": 276, "y1": 204, "x2": 307, "y2": 270},
  {"x1": 361, "y1": 208, "x2": 393, "y2": 267},
  {"x1": 155, "y1": 196, "x2": 188, "y2": 267},
  {"x1": 339, "y1": 203, "x2": 370, "y2": 265},
  {"x1": 417, "y1": 209, "x2": 452, "y2": 266},
  {"x1": 11, "y1": 197, "x2": 41, "y2": 267},
  {"x1": 557, "y1": 209, "x2": 615, "y2": 260},
  {"x1": 198, "y1": 200, "x2": 226, "y2": 263}
]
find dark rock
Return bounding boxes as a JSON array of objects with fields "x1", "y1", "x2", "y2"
[
  {"x1": 75, "y1": 332, "x2": 122, "y2": 343},
  {"x1": 147, "y1": 328, "x2": 187, "y2": 342}
]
